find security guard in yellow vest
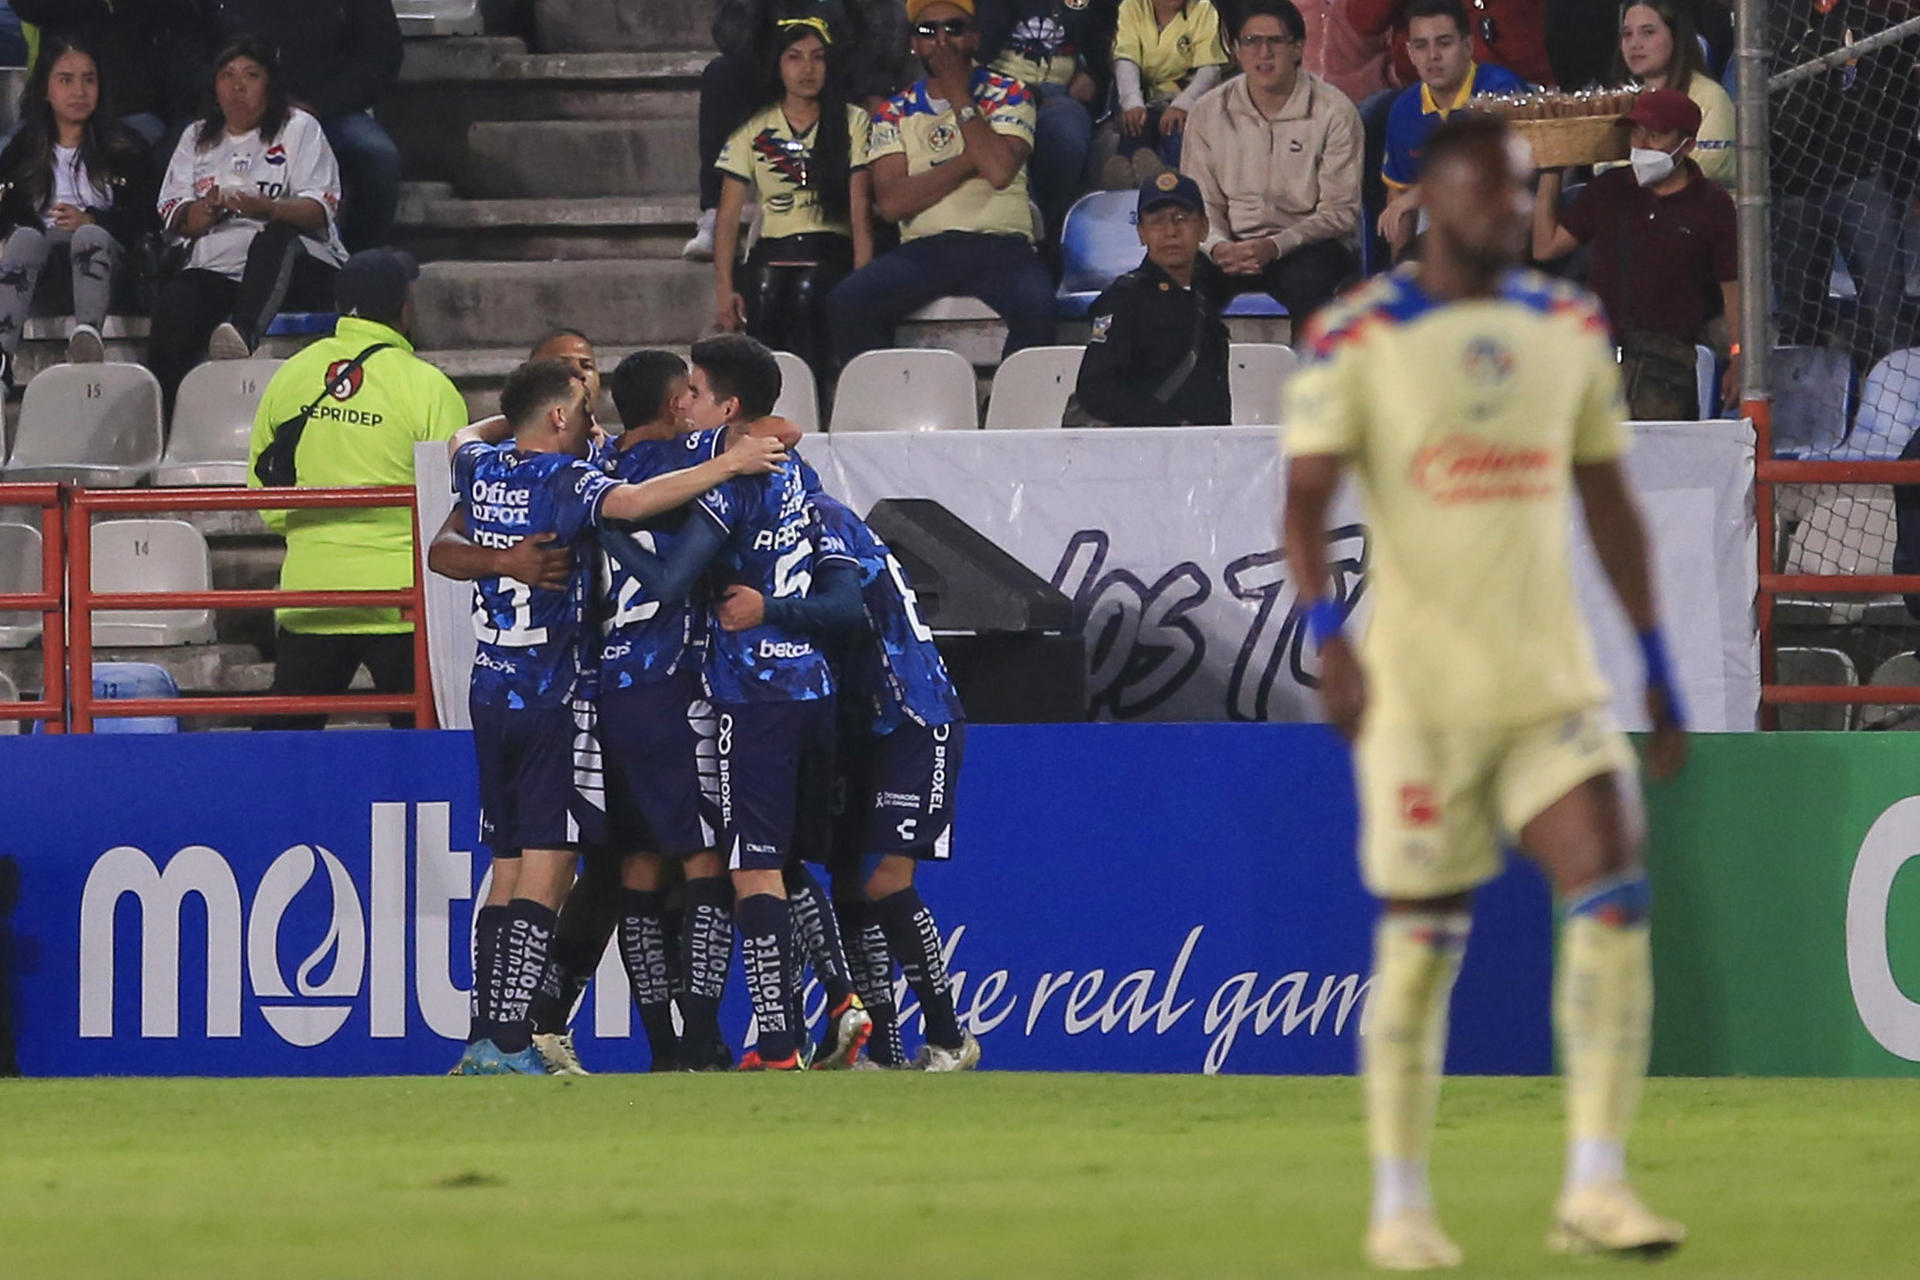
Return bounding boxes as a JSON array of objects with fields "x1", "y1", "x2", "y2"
[{"x1": 246, "y1": 247, "x2": 466, "y2": 728}]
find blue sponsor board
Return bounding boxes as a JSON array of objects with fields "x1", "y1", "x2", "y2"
[{"x1": 1, "y1": 725, "x2": 1551, "y2": 1076}]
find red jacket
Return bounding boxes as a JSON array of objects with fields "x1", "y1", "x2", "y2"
[{"x1": 1348, "y1": 0, "x2": 1553, "y2": 89}]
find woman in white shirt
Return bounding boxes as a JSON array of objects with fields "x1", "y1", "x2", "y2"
[
  {"x1": 0, "y1": 34, "x2": 158, "y2": 389},
  {"x1": 152, "y1": 35, "x2": 348, "y2": 418}
]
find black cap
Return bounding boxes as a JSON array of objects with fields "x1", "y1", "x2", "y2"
[
  {"x1": 1138, "y1": 170, "x2": 1204, "y2": 216},
  {"x1": 334, "y1": 248, "x2": 419, "y2": 322}
]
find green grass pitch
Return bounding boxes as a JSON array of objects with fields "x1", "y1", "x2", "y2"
[{"x1": 2, "y1": 1075, "x2": 1912, "y2": 1278}]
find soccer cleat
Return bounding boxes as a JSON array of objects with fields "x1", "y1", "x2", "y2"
[
  {"x1": 915, "y1": 1029, "x2": 982, "y2": 1073},
  {"x1": 532, "y1": 1030, "x2": 590, "y2": 1076},
  {"x1": 454, "y1": 1040, "x2": 550, "y2": 1076},
  {"x1": 680, "y1": 208, "x2": 717, "y2": 261},
  {"x1": 448, "y1": 1042, "x2": 487, "y2": 1076},
  {"x1": 1548, "y1": 1181, "x2": 1686, "y2": 1258},
  {"x1": 814, "y1": 995, "x2": 874, "y2": 1071},
  {"x1": 208, "y1": 322, "x2": 251, "y2": 361},
  {"x1": 67, "y1": 323, "x2": 104, "y2": 364},
  {"x1": 1364, "y1": 1209, "x2": 1464, "y2": 1271},
  {"x1": 737, "y1": 1049, "x2": 804, "y2": 1072}
]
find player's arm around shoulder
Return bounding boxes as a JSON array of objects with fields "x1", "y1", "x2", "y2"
[{"x1": 600, "y1": 430, "x2": 786, "y2": 523}]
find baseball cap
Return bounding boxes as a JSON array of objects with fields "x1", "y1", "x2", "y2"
[
  {"x1": 1620, "y1": 88, "x2": 1702, "y2": 138},
  {"x1": 1138, "y1": 170, "x2": 1204, "y2": 216},
  {"x1": 907, "y1": 0, "x2": 974, "y2": 21},
  {"x1": 334, "y1": 248, "x2": 420, "y2": 321}
]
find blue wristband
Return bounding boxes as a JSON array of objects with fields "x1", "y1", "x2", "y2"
[
  {"x1": 1306, "y1": 599, "x2": 1346, "y2": 650},
  {"x1": 1638, "y1": 627, "x2": 1685, "y2": 727}
]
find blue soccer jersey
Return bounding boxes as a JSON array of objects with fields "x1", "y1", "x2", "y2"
[
  {"x1": 813, "y1": 494, "x2": 963, "y2": 735},
  {"x1": 695, "y1": 441, "x2": 834, "y2": 705},
  {"x1": 597, "y1": 433, "x2": 711, "y2": 689},
  {"x1": 454, "y1": 440, "x2": 617, "y2": 709}
]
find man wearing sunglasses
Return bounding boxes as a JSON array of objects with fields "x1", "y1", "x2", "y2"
[
  {"x1": 828, "y1": 0, "x2": 1056, "y2": 364},
  {"x1": 1180, "y1": 0, "x2": 1363, "y2": 333}
]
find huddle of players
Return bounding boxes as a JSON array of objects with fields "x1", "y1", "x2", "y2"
[{"x1": 436, "y1": 331, "x2": 980, "y2": 1075}]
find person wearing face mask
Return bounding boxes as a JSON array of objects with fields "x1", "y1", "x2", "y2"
[{"x1": 1532, "y1": 88, "x2": 1737, "y2": 420}]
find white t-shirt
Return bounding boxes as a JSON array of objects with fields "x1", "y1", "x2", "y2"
[
  {"x1": 157, "y1": 108, "x2": 347, "y2": 279},
  {"x1": 47, "y1": 144, "x2": 107, "y2": 223}
]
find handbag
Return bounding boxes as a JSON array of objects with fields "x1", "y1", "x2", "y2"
[{"x1": 253, "y1": 343, "x2": 391, "y2": 487}]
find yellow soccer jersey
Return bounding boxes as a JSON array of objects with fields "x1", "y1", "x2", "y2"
[
  {"x1": 868, "y1": 69, "x2": 1037, "y2": 242},
  {"x1": 716, "y1": 102, "x2": 870, "y2": 241},
  {"x1": 1283, "y1": 266, "x2": 1630, "y2": 729},
  {"x1": 1114, "y1": 0, "x2": 1227, "y2": 101}
]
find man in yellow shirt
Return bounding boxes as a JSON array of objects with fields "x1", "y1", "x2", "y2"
[
  {"x1": 247, "y1": 248, "x2": 467, "y2": 728},
  {"x1": 827, "y1": 0, "x2": 1056, "y2": 363},
  {"x1": 1282, "y1": 114, "x2": 1687, "y2": 1269}
]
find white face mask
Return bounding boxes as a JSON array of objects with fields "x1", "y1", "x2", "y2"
[{"x1": 1630, "y1": 145, "x2": 1679, "y2": 186}]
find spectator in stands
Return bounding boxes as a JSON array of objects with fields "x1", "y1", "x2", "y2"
[
  {"x1": 1350, "y1": 0, "x2": 1552, "y2": 88},
  {"x1": 1098, "y1": 0, "x2": 1228, "y2": 189},
  {"x1": 1533, "y1": 89, "x2": 1737, "y2": 419},
  {"x1": 1074, "y1": 171, "x2": 1231, "y2": 425},
  {"x1": 0, "y1": 4, "x2": 25, "y2": 69},
  {"x1": 1377, "y1": 0, "x2": 1525, "y2": 259},
  {"x1": 190, "y1": 0, "x2": 403, "y2": 250},
  {"x1": 976, "y1": 0, "x2": 1106, "y2": 236},
  {"x1": 1181, "y1": 0, "x2": 1362, "y2": 331},
  {"x1": 11, "y1": 0, "x2": 199, "y2": 145},
  {"x1": 1299, "y1": 0, "x2": 1393, "y2": 104},
  {"x1": 0, "y1": 34, "x2": 158, "y2": 387},
  {"x1": 246, "y1": 247, "x2": 465, "y2": 730},
  {"x1": 713, "y1": 16, "x2": 873, "y2": 382},
  {"x1": 828, "y1": 0, "x2": 1055, "y2": 363},
  {"x1": 686, "y1": 0, "x2": 908, "y2": 262},
  {"x1": 1612, "y1": 1, "x2": 1732, "y2": 187},
  {"x1": 151, "y1": 36, "x2": 347, "y2": 419}
]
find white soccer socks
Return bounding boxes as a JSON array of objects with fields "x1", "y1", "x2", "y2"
[{"x1": 1554, "y1": 872, "x2": 1653, "y2": 1196}]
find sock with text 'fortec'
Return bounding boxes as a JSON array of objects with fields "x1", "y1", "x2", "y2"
[
  {"x1": 529, "y1": 933, "x2": 599, "y2": 1036},
  {"x1": 468, "y1": 904, "x2": 509, "y2": 1045},
  {"x1": 872, "y1": 886, "x2": 961, "y2": 1051},
  {"x1": 736, "y1": 891, "x2": 798, "y2": 1063},
  {"x1": 617, "y1": 887, "x2": 680, "y2": 1068},
  {"x1": 838, "y1": 896, "x2": 906, "y2": 1067},
  {"x1": 491, "y1": 898, "x2": 557, "y2": 1055},
  {"x1": 678, "y1": 876, "x2": 734, "y2": 1056},
  {"x1": 787, "y1": 862, "x2": 858, "y2": 1008}
]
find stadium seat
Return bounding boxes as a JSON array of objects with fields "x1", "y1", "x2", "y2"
[
  {"x1": 4, "y1": 363, "x2": 163, "y2": 486},
  {"x1": 89, "y1": 519, "x2": 217, "y2": 647},
  {"x1": 1861, "y1": 652, "x2": 1920, "y2": 729},
  {"x1": 830, "y1": 349, "x2": 978, "y2": 433},
  {"x1": 264, "y1": 312, "x2": 338, "y2": 338},
  {"x1": 0, "y1": 667, "x2": 19, "y2": 734},
  {"x1": 770, "y1": 351, "x2": 820, "y2": 434},
  {"x1": 906, "y1": 297, "x2": 1000, "y2": 323},
  {"x1": 1774, "y1": 646, "x2": 1858, "y2": 731},
  {"x1": 0, "y1": 522, "x2": 42, "y2": 649},
  {"x1": 1696, "y1": 345, "x2": 1717, "y2": 419},
  {"x1": 1231, "y1": 343, "x2": 1298, "y2": 425},
  {"x1": 984, "y1": 346, "x2": 1083, "y2": 429},
  {"x1": 89, "y1": 660, "x2": 180, "y2": 733},
  {"x1": 155, "y1": 358, "x2": 283, "y2": 486},
  {"x1": 1844, "y1": 347, "x2": 1920, "y2": 460},
  {"x1": 1769, "y1": 345, "x2": 1853, "y2": 457},
  {"x1": 1784, "y1": 492, "x2": 1896, "y2": 578},
  {"x1": 1222, "y1": 293, "x2": 1288, "y2": 318},
  {"x1": 1057, "y1": 190, "x2": 1141, "y2": 317}
]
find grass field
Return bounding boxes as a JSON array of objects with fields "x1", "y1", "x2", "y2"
[{"x1": 1, "y1": 1074, "x2": 1912, "y2": 1278}]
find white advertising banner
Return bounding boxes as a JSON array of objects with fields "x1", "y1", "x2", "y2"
[{"x1": 418, "y1": 421, "x2": 1758, "y2": 732}]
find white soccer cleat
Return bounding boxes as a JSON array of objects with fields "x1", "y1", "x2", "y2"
[
  {"x1": 814, "y1": 995, "x2": 874, "y2": 1071},
  {"x1": 1364, "y1": 1209, "x2": 1464, "y2": 1271},
  {"x1": 680, "y1": 208, "x2": 717, "y2": 262},
  {"x1": 915, "y1": 1029, "x2": 981, "y2": 1073},
  {"x1": 532, "y1": 1030, "x2": 590, "y2": 1077},
  {"x1": 1548, "y1": 1181, "x2": 1686, "y2": 1258}
]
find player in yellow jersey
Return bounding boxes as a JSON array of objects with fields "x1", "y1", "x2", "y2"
[{"x1": 1282, "y1": 113, "x2": 1688, "y2": 1271}]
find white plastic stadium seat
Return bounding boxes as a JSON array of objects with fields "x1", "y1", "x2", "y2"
[
  {"x1": 1231, "y1": 343, "x2": 1298, "y2": 426},
  {"x1": 830, "y1": 349, "x2": 978, "y2": 433},
  {"x1": 90, "y1": 519, "x2": 216, "y2": 647},
  {"x1": 0, "y1": 522, "x2": 43, "y2": 648},
  {"x1": 6, "y1": 362, "x2": 163, "y2": 485},
  {"x1": 1784, "y1": 493, "x2": 1897, "y2": 578},
  {"x1": 984, "y1": 346, "x2": 1083, "y2": 429},
  {"x1": 1774, "y1": 646, "x2": 1857, "y2": 731},
  {"x1": 1769, "y1": 345, "x2": 1852, "y2": 457},
  {"x1": 770, "y1": 351, "x2": 820, "y2": 434},
  {"x1": 1863, "y1": 652, "x2": 1920, "y2": 730},
  {"x1": 1845, "y1": 347, "x2": 1920, "y2": 460},
  {"x1": 907, "y1": 297, "x2": 1000, "y2": 323},
  {"x1": 155, "y1": 358, "x2": 283, "y2": 486},
  {"x1": 1057, "y1": 190, "x2": 1142, "y2": 317}
]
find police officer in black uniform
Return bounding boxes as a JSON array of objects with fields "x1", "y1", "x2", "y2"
[{"x1": 1074, "y1": 171, "x2": 1232, "y2": 427}]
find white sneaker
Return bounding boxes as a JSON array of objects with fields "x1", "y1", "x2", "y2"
[
  {"x1": 1548, "y1": 1181, "x2": 1685, "y2": 1258},
  {"x1": 531, "y1": 1030, "x2": 590, "y2": 1076},
  {"x1": 814, "y1": 994, "x2": 873, "y2": 1071},
  {"x1": 1364, "y1": 1209, "x2": 1464, "y2": 1271},
  {"x1": 680, "y1": 208, "x2": 717, "y2": 262},
  {"x1": 208, "y1": 322, "x2": 251, "y2": 361},
  {"x1": 66, "y1": 323, "x2": 105, "y2": 364},
  {"x1": 915, "y1": 1029, "x2": 981, "y2": 1072}
]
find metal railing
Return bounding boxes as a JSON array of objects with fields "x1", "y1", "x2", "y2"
[{"x1": 0, "y1": 484, "x2": 67, "y2": 732}]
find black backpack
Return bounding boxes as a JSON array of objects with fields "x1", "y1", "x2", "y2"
[{"x1": 252, "y1": 343, "x2": 392, "y2": 487}]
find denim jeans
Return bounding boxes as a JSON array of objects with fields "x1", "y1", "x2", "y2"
[
  {"x1": 1030, "y1": 86, "x2": 1093, "y2": 240},
  {"x1": 322, "y1": 111, "x2": 402, "y2": 250},
  {"x1": 827, "y1": 230, "x2": 1057, "y2": 364}
]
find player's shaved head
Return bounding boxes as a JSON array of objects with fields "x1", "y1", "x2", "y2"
[
  {"x1": 1421, "y1": 113, "x2": 1533, "y2": 277},
  {"x1": 501, "y1": 358, "x2": 584, "y2": 431}
]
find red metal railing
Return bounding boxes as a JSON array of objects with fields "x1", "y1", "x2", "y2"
[
  {"x1": 0, "y1": 483, "x2": 67, "y2": 731},
  {"x1": 66, "y1": 485, "x2": 436, "y2": 731}
]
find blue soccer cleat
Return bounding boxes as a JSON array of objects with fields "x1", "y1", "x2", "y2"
[{"x1": 457, "y1": 1040, "x2": 551, "y2": 1076}]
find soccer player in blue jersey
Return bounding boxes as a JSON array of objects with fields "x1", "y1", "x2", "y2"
[
  {"x1": 716, "y1": 490, "x2": 978, "y2": 1071},
  {"x1": 440, "y1": 357, "x2": 785, "y2": 1075}
]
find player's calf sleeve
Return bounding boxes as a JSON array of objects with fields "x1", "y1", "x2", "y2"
[
  {"x1": 871, "y1": 885, "x2": 961, "y2": 1050},
  {"x1": 1362, "y1": 911, "x2": 1470, "y2": 1223},
  {"x1": 468, "y1": 904, "x2": 508, "y2": 1045},
  {"x1": 492, "y1": 899, "x2": 558, "y2": 1054},
  {"x1": 616, "y1": 888, "x2": 678, "y2": 1066},
  {"x1": 679, "y1": 876, "x2": 733, "y2": 1050},
  {"x1": 838, "y1": 897, "x2": 906, "y2": 1067},
  {"x1": 736, "y1": 892, "x2": 798, "y2": 1062},
  {"x1": 1556, "y1": 873, "x2": 1653, "y2": 1191},
  {"x1": 529, "y1": 935, "x2": 599, "y2": 1036},
  {"x1": 787, "y1": 864, "x2": 858, "y2": 1007}
]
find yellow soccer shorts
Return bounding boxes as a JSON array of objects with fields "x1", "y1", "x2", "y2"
[{"x1": 1353, "y1": 705, "x2": 1637, "y2": 900}]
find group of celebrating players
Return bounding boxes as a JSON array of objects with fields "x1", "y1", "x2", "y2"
[{"x1": 430, "y1": 331, "x2": 978, "y2": 1077}]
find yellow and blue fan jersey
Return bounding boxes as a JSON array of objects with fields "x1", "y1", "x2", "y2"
[
  {"x1": 596, "y1": 433, "x2": 711, "y2": 690},
  {"x1": 867, "y1": 69, "x2": 1037, "y2": 242},
  {"x1": 454, "y1": 441, "x2": 619, "y2": 710}
]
